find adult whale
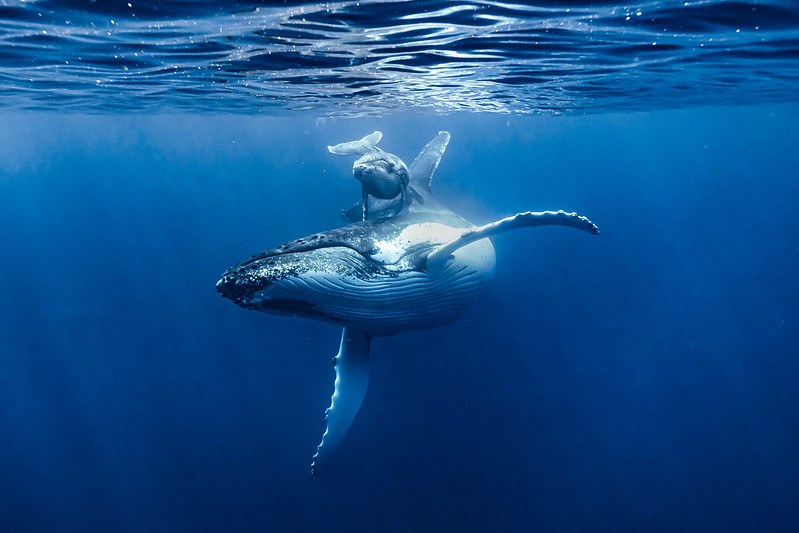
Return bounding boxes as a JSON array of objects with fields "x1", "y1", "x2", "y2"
[{"x1": 216, "y1": 131, "x2": 599, "y2": 474}]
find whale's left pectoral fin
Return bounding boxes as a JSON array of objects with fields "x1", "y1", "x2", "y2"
[
  {"x1": 328, "y1": 131, "x2": 382, "y2": 156},
  {"x1": 311, "y1": 327, "x2": 372, "y2": 475},
  {"x1": 427, "y1": 210, "x2": 599, "y2": 269}
]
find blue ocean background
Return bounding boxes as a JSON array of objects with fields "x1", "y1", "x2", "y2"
[{"x1": 2, "y1": 1, "x2": 799, "y2": 532}]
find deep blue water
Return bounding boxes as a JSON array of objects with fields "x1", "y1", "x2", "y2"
[
  {"x1": 2, "y1": 1, "x2": 799, "y2": 532},
  {"x1": 2, "y1": 108, "x2": 798, "y2": 532}
]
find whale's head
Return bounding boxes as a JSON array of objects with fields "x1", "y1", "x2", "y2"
[
  {"x1": 215, "y1": 239, "x2": 382, "y2": 322},
  {"x1": 353, "y1": 151, "x2": 409, "y2": 200},
  {"x1": 215, "y1": 216, "x2": 497, "y2": 335}
]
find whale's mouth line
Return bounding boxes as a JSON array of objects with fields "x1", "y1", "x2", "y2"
[
  {"x1": 219, "y1": 239, "x2": 439, "y2": 292},
  {"x1": 235, "y1": 252, "x2": 492, "y2": 336},
  {"x1": 217, "y1": 244, "x2": 395, "y2": 308},
  {"x1": 245, "y1": 296, "x2": 331, "y2": 318}
]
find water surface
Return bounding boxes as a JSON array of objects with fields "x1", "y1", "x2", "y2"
[{"x1": 1, "y1": 2, "x2": 798, "y2": 532}]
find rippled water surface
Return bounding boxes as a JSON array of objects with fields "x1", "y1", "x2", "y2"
[{"x1": 1, "y1": 0, "x2": 798, "y2": 114}]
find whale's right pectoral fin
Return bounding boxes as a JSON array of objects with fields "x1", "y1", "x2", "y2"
[
  {"x1": 409, "y1": 131, "x2": 450, "y2": 194},
  {"x1": 426, "y1": 210, "x2": 599, "y2": 269},
  {"x1": 311, "y1": 327, "x2": 372, "y2": 475},
  {"x1": 328, "y1": 131, "x2": 382, "y2": 156}
]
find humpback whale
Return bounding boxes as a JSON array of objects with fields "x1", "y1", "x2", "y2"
[
  {"x1": 328, "y1": 131, "x2": 419, "y2": 221},
  {"x1": 216, "y1": 131, "x2": 599, "y2": 474}
]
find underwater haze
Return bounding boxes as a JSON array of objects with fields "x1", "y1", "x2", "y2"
[{"x1": 2, "y1": 1, "x2": 799, "y2": 532}]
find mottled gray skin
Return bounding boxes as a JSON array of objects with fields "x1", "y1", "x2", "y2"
[
  {"x1": 329, "y1": 131, "x2": 414, "y2": 221},
  {"x1": 353, "y1": 150, "x2": 409, "y2": 200},
  {"x1": 215, "y1": 131, "x2": 599, "y2": 475},
  {"x1": 215, "y1": 205, "x2": 476, "y2": 333}
]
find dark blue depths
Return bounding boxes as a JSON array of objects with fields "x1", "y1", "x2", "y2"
[{"x1": 0, "y1": 106, "x2": 798, "y2": 532}]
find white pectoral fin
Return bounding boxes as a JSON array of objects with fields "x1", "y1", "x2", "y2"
[
  {"x1": 427, "y1": 210, "x2": 600, "y2": 269},
  {"x1": 327, "y1": 131, "x2": 383, "y2": 156},
  {"x1": 408, "y1": 131, "x2": 451, "y2": 191},
  {"x1": 311, "y1": 327, "x2": 372, "y2": 475}
]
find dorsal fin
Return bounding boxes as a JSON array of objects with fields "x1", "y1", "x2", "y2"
[
  {"x1": 408, "y1": 131, "x2": 450, "y2": 194},
  {"x1": 328, "y1": 131, "x2": 382, "y2": 156}
]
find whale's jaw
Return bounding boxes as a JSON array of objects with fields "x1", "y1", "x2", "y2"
[{"x1": 216, "y1": 239, "x2": 496, "y2": 337}]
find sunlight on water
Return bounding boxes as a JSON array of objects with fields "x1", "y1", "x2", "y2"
[{"x1": 0, "y1": 0, "x2": 797, "y2": 113}]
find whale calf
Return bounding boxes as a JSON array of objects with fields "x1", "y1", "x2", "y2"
[
  {"x1": 216, "y1": 131, "x2": 598, "y2": 473},
  {"x1": 328, "y1": 130, "x2": 422, "y2": 221}
]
